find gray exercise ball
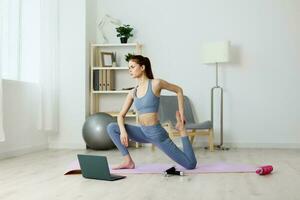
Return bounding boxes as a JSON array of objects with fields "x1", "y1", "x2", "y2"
[{"x1": 82, "y1": 112, "x2": 116, "y2": 150}]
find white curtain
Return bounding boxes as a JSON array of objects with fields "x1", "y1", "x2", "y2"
[
  {"x1": 37, "y1": 0, "x2": 59, "y2": 131},
  {"x1": 0, "y1": 0, "x2": 58, "y2": 136},
  {"x1": 0, "y1": 61, "x2": 4, "y2": 142},
  {"x1": 0, "y1": 76, "x2": 4, "y2": 142},
  {"x1": 0, "y1": 0, "x2": 6, "y2": 141}
]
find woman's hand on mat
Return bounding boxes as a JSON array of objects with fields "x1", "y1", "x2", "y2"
[{"x1": 120, "y1": 132, "x2": 129, "y2": 147}]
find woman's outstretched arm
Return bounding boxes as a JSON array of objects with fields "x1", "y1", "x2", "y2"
[{"x1": 158, "y1": 79, "x2": 185, "y2": 124}]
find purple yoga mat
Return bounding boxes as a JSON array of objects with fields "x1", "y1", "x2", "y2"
[{"x1": 64, "y1": 160, "x2": 257, "y2": 175}]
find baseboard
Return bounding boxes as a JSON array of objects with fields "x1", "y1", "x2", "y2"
[
  {"x1": 0, "y1": 144, "x2": 48, "y2": 160},
  {"x1": 224, "y1": 142, "x2": 300, "y2": 149},
  {"x1": 48, "y1": 142, "x2": 86, "y2": 149},
  {"x1": 145, "y1": 141, "x2": 300, "y2": 149}
]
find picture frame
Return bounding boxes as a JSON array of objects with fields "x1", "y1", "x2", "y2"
[{"x1": 100, "y1": 52, "x2": 114, "y2": 67}]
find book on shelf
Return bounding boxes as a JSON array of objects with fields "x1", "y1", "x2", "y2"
[
  {"x1": 102, "y1": 69, "x2": 107, "y2": 90},
  {"x1": 93, "y1": 69, "x2": 115, "y2": 91},
  {"x1": 99, "y1": 70, "x2": 103, "y2": 90},
  {"x1": 106, "y1": 70, "x2": 115, "y2": 90},
  {"x1": 93, "y1": 70, "x2": 100, "y2": 91}
]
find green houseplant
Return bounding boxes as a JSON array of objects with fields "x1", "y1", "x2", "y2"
[
  {"x1": 125, "y1": 53, "x2": 135, "y2": 62},
  {"x1": 116, "y1": 24, "x2": 134, "y2": 43}
]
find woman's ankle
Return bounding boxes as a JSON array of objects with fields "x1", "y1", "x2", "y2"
[
  {"x1": 179, "y1": 130, "x2": 187, "y2": 137},
  {"x1": 124, "y1": 155, "x2": 134, "y2": 163}
]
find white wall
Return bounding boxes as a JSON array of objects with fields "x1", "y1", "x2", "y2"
[
  {"x1": 95, "y1": 0, "x2": 300, "y2": 148},
  {"x1": 48, "y1": 0, "x2": 300, "y2": 149},
  {"x1": 0, "y1": 80, "x2": 48, "y2": 159},
  {"x1": 47, "y1": 0, "x2": 86, "y2": 149}
]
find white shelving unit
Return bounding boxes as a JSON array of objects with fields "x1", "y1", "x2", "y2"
[
  {"x1": 89, "y1": 42, "x2": 143, "y2": 148},
  {"x1": 89, "y1": 42, "x2": 143, "y2": 118}
]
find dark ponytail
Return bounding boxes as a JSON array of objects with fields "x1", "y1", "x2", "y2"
[{"x1": 129, "y1": 55, "x2": 154, "y2": 79}]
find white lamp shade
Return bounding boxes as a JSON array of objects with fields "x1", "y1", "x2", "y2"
[{"x1": 201, "y1": 41, "x2": 231, "y2": 63}]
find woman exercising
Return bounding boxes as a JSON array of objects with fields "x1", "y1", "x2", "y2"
[{"x1": 106, "y1": 55, "x2": 197, "y2": 170}]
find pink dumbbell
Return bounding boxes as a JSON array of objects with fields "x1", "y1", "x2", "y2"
[{"x1": 256, "y1": 165, "x2": 273, "y2": 175}]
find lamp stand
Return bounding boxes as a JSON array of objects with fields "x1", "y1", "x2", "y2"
[{"x1": 210, "y1": 63, "x2": 229, "y2": 151}]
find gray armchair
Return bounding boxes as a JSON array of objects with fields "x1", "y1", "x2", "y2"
[{"x1": 155, "y1": 95, "x2": 214, "y2": 151}]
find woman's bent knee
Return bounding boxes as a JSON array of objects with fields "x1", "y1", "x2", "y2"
[
  {"x1": 185, "y1": 160, "x2": 197, "y2": 170},
  {"x1": 106, "y1": 122, "x2": 118, "y2": 134}
]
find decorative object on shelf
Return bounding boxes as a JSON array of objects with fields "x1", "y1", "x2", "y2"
[
  {"x1": 100, "y1": 51, "x2": 114, "y2": 67},
  {"x1": 116, "y1": 24, "x2": 134, "y2": 43},
  {"x1": 97, "y1": 14, "x2": 122, "y2": 43},
  {"x1": 201, "y1": 41, "x2": 231, "y2": 151},
  {"x1": 125, "y1": 53, "x2": 135, "y2": 62}
]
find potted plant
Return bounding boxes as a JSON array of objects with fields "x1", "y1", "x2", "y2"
[
  {"x1": 116, "y1": 24, "x2": 134, "y2": 43},
  {"x1": 125, "y1": 53, "x2": 135, "y2": 62}
]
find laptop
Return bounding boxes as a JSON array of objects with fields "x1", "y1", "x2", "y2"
[{"x1": 77, "y1": 154, "x2": 126, "y2": 181}]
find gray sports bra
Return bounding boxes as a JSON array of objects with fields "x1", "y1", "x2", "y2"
[{"x1": 133, "y1": 79, "x2": 160, "y2": 114}]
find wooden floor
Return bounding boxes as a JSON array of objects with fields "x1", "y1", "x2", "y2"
[{"x1": 0, "y1": 146, "x2": 299, "y2": 200}]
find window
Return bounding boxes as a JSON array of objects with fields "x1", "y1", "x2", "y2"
[{"x1": 1, "y1": 0, "x2": 40, "y2": 83}]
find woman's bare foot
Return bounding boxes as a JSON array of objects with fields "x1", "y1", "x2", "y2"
[
  {"x1": 112, "y1": 155, "x2": 135, "y2": 170},
  {"x1": 175, "y1": 111, "x2": 187, "y2": 137},
  {"x1": 112, "y1": 160, "x2": 135, "y2": 170}
]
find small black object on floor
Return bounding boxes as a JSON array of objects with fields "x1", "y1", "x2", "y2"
[{"x1": 164, "y1": 167, "x2": 184, "y2": 176}]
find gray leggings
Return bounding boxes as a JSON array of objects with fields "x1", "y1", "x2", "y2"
[{"x1": 106, "y1": 122, "x2": 197, "y2": 169}]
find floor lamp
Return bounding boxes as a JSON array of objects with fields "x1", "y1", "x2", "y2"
[{"x1": 202, "y1": 41, "x2": 230, "y2": 150}]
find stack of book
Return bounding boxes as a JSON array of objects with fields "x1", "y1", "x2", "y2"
[{"x1": 93, "y1": 69, "x2": 115, "y2": 91}]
